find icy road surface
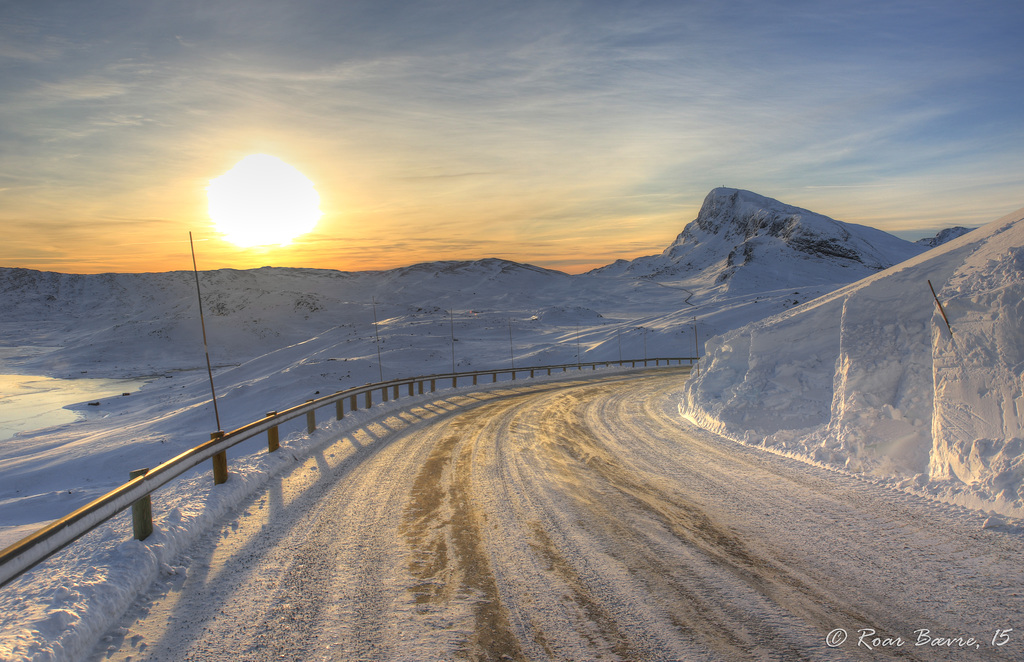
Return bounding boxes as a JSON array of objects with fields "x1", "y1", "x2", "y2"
[{"x1": 91, "y1": 368, "x2": 1024, "y2": 661}]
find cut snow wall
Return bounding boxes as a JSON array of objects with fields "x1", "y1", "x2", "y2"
[
  {"x1": 681, "y1": 298, "x2": 840, "y2": 439},
  {"x1": 682, "y1": 208, "x2": 1024, "y2": 514},
  {"x1": 930, "y1": 244, "x2": 1024, "y2": 502}
]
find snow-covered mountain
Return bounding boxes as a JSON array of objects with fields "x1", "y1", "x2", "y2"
[
  {"x1": 3, "y1": 187, "x2": 924, "y2": 385},
  {"x1": 592, "y1": 188, "x2": 926, "y2": 292},
  {"x1": 915, "y1": 225, "x2": 974, "y2": 248},
  {"x1": 0, "y1": 186, "x2": 981, "y2": 548},
  {"x1": 683, "y1": 204, "x2": 1024, "y2": 517}
]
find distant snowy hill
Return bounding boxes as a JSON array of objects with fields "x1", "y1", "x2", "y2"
[
  {"x1": 1, "y1": 190, "x2": 921, "y2": 383},
  {"x1": 0, "y1": 259, "x2": 572, "y2": 379},
  {"x1": 0, "y1": 186, "x2": 949, "y2": 551},
  {"x1": 592, "y1": 188, "x2": 926, "y2": 293},
  {"x1": 915, "y1": 225, "x2": 974, "y2": 248},
  {"x1": 682, "y1": 204, "x2": 1024, "y2": 517}
]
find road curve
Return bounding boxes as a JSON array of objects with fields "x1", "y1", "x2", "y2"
[{"x1": 91, "y1": 368, "x2": 1024, "y2": 661}]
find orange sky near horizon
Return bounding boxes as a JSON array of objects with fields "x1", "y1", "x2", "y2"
[
  {"x1": 2, "y1": 2, "x2": 1021, "y2": 276},
  {"x1": 2, "y1": 156, "x2": 1011, "y2": 276}
]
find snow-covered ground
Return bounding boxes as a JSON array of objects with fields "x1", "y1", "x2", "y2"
[
  {"x1": 2, "y1": 189, "x2": 929, "y2": 552},
  {"x1": 84, "y1": 369, "x2": 1024, "y2": 661},
  {"x1": 3, "y1": 187, "x2": 1020, "y2": 660},
  {"x1": 0, "y1": 260, "x2": 724, "y2": 553},
  {"x1": 683, "y1": 203, "x2": 1024, "y2": 519}
]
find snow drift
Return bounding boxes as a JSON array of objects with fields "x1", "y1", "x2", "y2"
[{"x1": 682, "y1": 205, "x2": 1024, "y2": 516}]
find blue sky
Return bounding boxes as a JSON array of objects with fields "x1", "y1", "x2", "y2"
[{"x1": 1, "y1": 0, "x2": 1022, "y2": 272}]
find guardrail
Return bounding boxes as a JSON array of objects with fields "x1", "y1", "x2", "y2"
[{"x1": 0, "y1": 357, "x2": 694, "y2": 588}]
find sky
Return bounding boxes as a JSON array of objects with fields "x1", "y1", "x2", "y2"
[{"x1": 1, "y1": 0, "x2": 1022, "y2": 274}]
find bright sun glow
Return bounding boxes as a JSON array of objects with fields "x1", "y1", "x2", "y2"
[{"x1": 208, "y1": 154, "x2": 322, "y2": 247}]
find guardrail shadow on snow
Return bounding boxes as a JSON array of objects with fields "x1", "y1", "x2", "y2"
[{"x1": 0, "y1": 358, "x2": 694, "y2": 589}]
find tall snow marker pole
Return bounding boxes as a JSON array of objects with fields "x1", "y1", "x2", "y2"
[
  {"x1": 693, "y1": 316, "x2": 700, "y2": 376},
  {"x1": 189, "y1": 232, "x2": 222, "y2": 433},
  {"x1": 508, "y1": 318, "x2": 516, "y2": 372},
  {"x1": 928, "y1": 280, "x2": 953, "y2": 337},
  {"x1": 372, "y1": 297, "x2": 384, "y2": 381},
  {"x1": 576, "y1": 324, "x2": 581, "y2": 367},
  {"x1": 449, "y1": 309, "x2": 456, "y2": 374}
]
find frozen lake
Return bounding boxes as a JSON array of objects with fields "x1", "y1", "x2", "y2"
[{"x1": 0, "y1": 374, "x2": 149, "y2": 442}]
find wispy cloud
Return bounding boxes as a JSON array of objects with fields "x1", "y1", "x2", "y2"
[
  {"x1": 31, "y1": 75, "x2": 130, "y2": 102},
  {"x1": 1, "y1": 0, "x2": 1022, "y2": 273}
]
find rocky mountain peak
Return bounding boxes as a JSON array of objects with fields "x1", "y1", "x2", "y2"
[{"x1": 593, "y1": 187, "x2": 926, "y2": 292}]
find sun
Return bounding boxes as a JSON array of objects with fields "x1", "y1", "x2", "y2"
[{"x1": 207, "y1": 154, "x2": 322, "y2": 247}]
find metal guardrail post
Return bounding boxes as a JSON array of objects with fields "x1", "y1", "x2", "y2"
[
  {"x1": 211, "y1": 431, "x2": 228, "y2": 485},
  {"x1": 452, "y1": 376, "x2": 457, "y2": 387},
  {"x1": 382, "y1": 386, "x2": 389, "y2": 402},
  {"x1": 335, "y1": 400, "x2": 344, "y2": 420},
  {"x1": 472, "y1": 374, "x2": 477, "y2": 385},
  {"x1": 365, "y1": 391, "x2": 372, "y2": 408},
  {"x1": 430, "y1": 379, "x2": 436, "y2": 392},
  {"x1": 266, "y1": 411, "x2": 279, "y2": 452},
  {"x1": 408, "y1": 382, "x2": 414, "y2": 396},
  {"x1": 350, "y1": 394, "x2": 357, "y2": 412},
  {"x1": 129, "y1": 468, "x2": 152, "y2": 541},
  {"x1": 418, "y1": 380, "x2": 424, "y2": 394},
  {"x1": 306, "y1": 401, "x2": 316, "y2": 433}
]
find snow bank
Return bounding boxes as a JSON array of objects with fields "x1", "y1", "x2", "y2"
[
  {"x1": 930, "y1": 228, "x2": 1024, "y2": 505},
  {"x1": 682, "y1": 205, "x2": 1024, "y2": 516}
]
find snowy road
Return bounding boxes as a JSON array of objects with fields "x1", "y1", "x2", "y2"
[{"x1": 90, "y1": 368, "x2": 1024, "y2": 661}]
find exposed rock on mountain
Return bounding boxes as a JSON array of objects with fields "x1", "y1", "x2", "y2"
[
  {"x1": 915, "y1": 226, "x2": 974, "y2": 248},
  {"x1": 592, "y1": 188, "x2": 926, "y2": 293}
]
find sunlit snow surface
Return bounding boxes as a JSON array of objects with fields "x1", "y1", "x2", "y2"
[
  {"x1": 683, "y1": 204, "x2": 1024, "y2": 517},
  {"x1": 3, "y1": 188, "x2": 1022, "y2": 660},
  {"x1": 0, "y1": 375, "x2": 148, "y2": 442}
]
